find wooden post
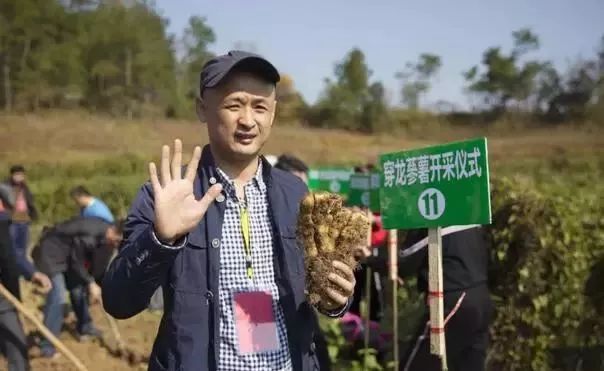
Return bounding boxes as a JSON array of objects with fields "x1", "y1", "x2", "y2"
[
  {"x1": 388, "y1": 229, "x2": 399, "y2": 370},
  {"x1": 428, "y1": 227, "x2": 447, "y2": 370},
  {"x1": 363, "y1": 210, "x2": 373, "y2": 370},
  {"x1": 104, "y1": 311, "x2": 125, "y2": 354},
  {"x1": 0, "y1": 283, "x2": 89, "y2": 371}
]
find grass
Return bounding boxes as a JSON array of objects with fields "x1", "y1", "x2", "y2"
[
  {"x1": 1, "y1": 110, "x2": 602, "y2": 168},
  {"x1": 0, "y1": 110, "x2": 599, "y2": 228}
]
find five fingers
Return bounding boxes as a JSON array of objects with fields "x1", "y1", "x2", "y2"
[{"x1": 149, "y1": 139, "x2": 203, "y2": 192}]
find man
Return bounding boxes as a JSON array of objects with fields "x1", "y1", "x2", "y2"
[
  {"x1": 3, "y1": 165, "x2": 39, "y2": 280},
  {"x1": 103, "y1": 50, "x2": 358, "y2": 371},
  {"x1": 70, "y1": 186, "x2": 114, "y2": 223},
  {"x1": 0, "y1": 182, "x2": 49, "y2": 371},
  {"x1": 32, "y1": 216, "x2": 123, "y2": 357},
  {"x1": 274, "y1": 154, "x2": 309, "y2": 185},
  {"x1": 274, "y1": 154, "x2": 330, "y2": 371},
  {"x1": 387, "y1": 227, "x2": 493, "y2": 371}
]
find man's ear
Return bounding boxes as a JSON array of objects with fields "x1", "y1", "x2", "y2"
[
  {"x1": 270, "y1": 100, "x2": 278, "y2": 127},
  {"x1": 196, "y1": 96, "x2": 207, "y2": 123}
]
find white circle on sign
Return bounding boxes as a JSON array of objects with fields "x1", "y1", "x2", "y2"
[
  {"x1": 329, "y1": 180, "x2": 341, "y2": 193},
  {"x1": 361, "y1": 191, "x2": 370, "y2": 207},
  {"x1": 417, "y1": 188, "x2": 445, "y2": 220}
]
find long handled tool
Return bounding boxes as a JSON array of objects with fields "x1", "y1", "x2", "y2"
[
  {"x1": 103, "y1": 310, "x2": 125, "y2": 355},
  {"x1": 0, "y1": 283, "x2": 89, "y2": 371}
]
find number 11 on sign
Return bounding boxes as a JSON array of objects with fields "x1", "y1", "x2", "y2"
[{"x1": 418, "y1": 188, "x2": 445, "y2": 220}]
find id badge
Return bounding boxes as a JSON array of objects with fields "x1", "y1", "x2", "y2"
[{"x1": 232, "y1": 290, "x2": 280, "y2": 355}]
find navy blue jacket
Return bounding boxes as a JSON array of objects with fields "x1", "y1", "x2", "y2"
[{"x1": 103, "y1": 146, "x2": 329, "y2": 371}]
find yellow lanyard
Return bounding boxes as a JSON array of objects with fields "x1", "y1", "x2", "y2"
[{"x1": 240, "y1": 204, "x2": 253, "y2": 279}]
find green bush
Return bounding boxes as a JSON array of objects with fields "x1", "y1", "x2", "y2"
[
  {"x1": 320, "y1": 164, "x2": 603, "y2": 370},
  {"x1": 26, "y1": 155, "x2": 148, "y2": 224},
  {"x1": 486, "y1": 176, "x2": 603, "y2": 370}
]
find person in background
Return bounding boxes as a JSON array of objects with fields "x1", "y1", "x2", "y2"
[
  {"x1": 2, "y1": 165, "x2": 39, "y2": 281},
  {"x1": 274, "y1": 153, "x2": 331, "y2": 371},
  {"x1": 32, "y1": 216, "x2": 123, "y2": 358},
  {"x1": 0, "y1": 182, "x2": 50, "y2": 371},
  {"x1": 70, "y1": 186, "x2": 114, "y2": 223},
  {"x1": 366, "y1": 226, "x2": 493, "y2": 371},
  {"x1": 274, "y1": 154, "x2": 309, "y2": 184}
]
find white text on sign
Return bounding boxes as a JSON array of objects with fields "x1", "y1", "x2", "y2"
[{"x1": 382, "y1": 147, "x2": 483, "y2": 188}]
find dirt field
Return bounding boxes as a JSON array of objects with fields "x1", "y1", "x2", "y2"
[{"x1": 2, "y1": 283, "x2": 159, "y2": 371}]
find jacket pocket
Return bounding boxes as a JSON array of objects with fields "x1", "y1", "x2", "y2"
[{"x1": 170, "y1": 228, "x2": 207, "y2": 294}]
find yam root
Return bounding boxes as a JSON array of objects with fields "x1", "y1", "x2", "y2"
[{"x1": 297, "y1": 192, "x2": 369, "y2": 306}]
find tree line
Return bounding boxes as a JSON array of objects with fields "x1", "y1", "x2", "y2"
[{"x1": 1, "y1": 0, "x2": 603, "y2": 130}]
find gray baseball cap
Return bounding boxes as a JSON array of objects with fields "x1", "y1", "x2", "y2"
[{"x1": 199, "y1": 50, "x2": 280, "y2": 94}]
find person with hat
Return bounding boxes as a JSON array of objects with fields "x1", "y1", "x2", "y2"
[{"x1": 103, "y1": 51, "x2": 359, "y2": 371}]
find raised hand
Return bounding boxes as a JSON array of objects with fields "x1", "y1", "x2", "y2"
[{"x1": 149, "y1": 139, "x2": 223, "y2": 244}]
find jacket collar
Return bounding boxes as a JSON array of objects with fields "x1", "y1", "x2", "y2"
[{"x1": 199, "y1": 144, "x2": 273, "y2": 189}]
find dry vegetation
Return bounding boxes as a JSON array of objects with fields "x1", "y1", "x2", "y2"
[{"x1": 1, "y1": 111, "x2": 602, "y2": 168}]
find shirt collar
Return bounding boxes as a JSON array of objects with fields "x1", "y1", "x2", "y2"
[{"x1": 215, "y1": 160, "x2": 266, "y2": 199}]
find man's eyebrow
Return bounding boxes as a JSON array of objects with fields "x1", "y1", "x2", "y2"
[
  {"x1": 223, "y1": 95, "x2": 246, "y2": 104},
  {"x1": 251, "y1": 96, "x2": 270, "y2": 105}
]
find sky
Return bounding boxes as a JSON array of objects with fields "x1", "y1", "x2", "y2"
[{"x1": 154, "y1": 0, "x2": 603, "y2": 109}]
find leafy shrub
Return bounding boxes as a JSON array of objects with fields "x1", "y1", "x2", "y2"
[{"x1": 486, "y1": 177, "x2": 603, "y2": 370}]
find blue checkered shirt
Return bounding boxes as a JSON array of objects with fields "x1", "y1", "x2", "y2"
[{"x1": 216, "y1": 163, "x2": 292, "y2": 371}]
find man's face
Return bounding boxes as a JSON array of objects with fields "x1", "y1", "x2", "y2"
[
  {"x1": 11, "y1": 172, "x2": 25, "y2": 184},
  {"x1": 105, "y1": 227, "x2": 123, "y2": 249},
  {"x1": 197, "y1": 72, "x2": 277, "y2": 162},
  {"x1": 72, "y1": 195, "x2": 87, "y2": 208}
]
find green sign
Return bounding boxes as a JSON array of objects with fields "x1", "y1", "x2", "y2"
[
  {"x1": 348, "y1": 173, "x2": 381, "y2": 212},
  {"x1": 379, "y1": 137, "x2": 491, "y2": 230},
  {"x1": 369, "y1": 173, "x2": 381, "y2": 212},
  {"x1": 308, "y1": 168, "x2": 354, "y2": 195},
  {"x1": 348, "y1": 174, "x2": 371, "y2": 207}
]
